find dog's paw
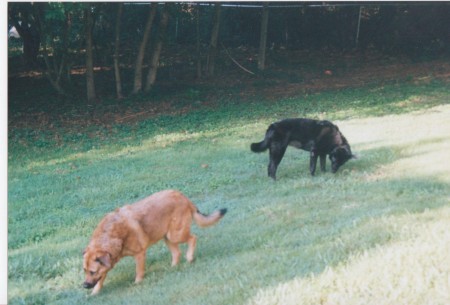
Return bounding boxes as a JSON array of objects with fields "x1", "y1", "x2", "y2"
[
  {"x1": 135, "y1": 277, "x2": 144, "y2": 284},
  {"x1": 91, "y1": 289, "x2": 101, "y2": 296}
]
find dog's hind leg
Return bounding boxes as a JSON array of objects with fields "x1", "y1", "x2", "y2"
[
  {"x1": 134, "y1": 251, "x2": 146, "y2": 283},
  {"x1": 185, "y1": 234, "x2": 197, "y2": 263},
  {"x1": 268, "y1": 143, "x2": 287, "y2": 180},
  {"x1": 164, "y1": 238, "x2": 182, "y2": 266}
]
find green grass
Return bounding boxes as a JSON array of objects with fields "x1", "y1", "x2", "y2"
[{"x1": 8, "y1": 81, "x2": 450, "y2": 304}]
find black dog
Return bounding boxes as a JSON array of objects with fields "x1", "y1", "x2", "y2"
[{"x1": 251, "y1": 118, "x2": 355, "y2": 179}]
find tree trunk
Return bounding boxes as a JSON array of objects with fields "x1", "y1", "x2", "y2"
[
  {"x1": 144, "y1": 3, "x2": 170, "y2": 93},
  {"x1": 132, "y1": 3, "x2": 157, "y2": 94},
  {"x1": 258, "y1": 2, "x2": 269, "y2": 71},
  {"x1": 85, "y1": 6, "x2": 97, "y2": 104},
  {"x1": 11, "y1": 20, "x2": 40, "y2": 68},
  {"x1": 114, "y1": 3, "x2": 124, "y2": 99},
  {"x1": 41, "y1": 40, "x2": 66, "y2": 96},
  {"x1": 206, "y1": 3, "x2": 221, "y2": 77},
  {"x1": 35, "y1": 4, "x2": 68, "y2": 95},
  {"x1": 196, "y1": 5, "x2": 202, "y2": 79}
]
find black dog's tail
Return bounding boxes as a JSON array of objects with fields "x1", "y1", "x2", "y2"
[{"x1": 251, "y1": 125, "x2": 275, "y2": 153}]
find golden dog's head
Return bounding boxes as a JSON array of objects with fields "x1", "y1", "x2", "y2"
[{"x1": 82, "y1": 248, "x2": 112, "y2": 289}]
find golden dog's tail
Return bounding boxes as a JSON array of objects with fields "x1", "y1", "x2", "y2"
[{"x1": 193, "y1": 208, "x2": 227, "y2": 228}]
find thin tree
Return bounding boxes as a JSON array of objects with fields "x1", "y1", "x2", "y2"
[
  {"x1": 206, "y1": 3, "x2": 221, "y2": 77},
  {"x1": 85, "y1": 5, "x2": 97, "y2": 104},
  {"x1": 196, "y1": 4, "x2": 202, "y2": 79},
  {"x1": 132, "y1": 3, "x2": 157, "y2": 94},
  {"x1": 355, "y1": 6, "x2": 362, "y2": 48},
  {"x1": 258, "y1": 2, "x2": 269, "y2": 71},
  {"x1": 113, "y1": 3, "x2": 124, "y2": 99},
  {"x1": 144, "y1": 3, "x2": 170, "y2": 93},
  {"x1": 35, "y1": 3, "x2": 70, "y2": 95}
]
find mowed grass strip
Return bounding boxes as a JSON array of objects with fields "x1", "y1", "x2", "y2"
[{"x1": 7, "y1": 82, "x2": 450, "y2": 305}]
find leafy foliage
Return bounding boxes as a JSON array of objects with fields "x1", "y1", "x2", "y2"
[{"x1": 8, "y1": 2, "x2": 450, "y2": 98}]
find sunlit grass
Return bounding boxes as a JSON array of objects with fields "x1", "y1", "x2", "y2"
[
  {"x1": 342, "y1": 104, "x2": 450, "y2": 183},
  {"x1": 247, "y1": 206, "x2": 450, "y2": 305},
  {"x1": 7, "y1": 82, "x2": 450, "y2": 305}
]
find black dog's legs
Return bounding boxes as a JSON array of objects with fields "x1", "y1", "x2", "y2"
[
  {"x1": 268, "y1": 144, "x2": 286, "y2": 180},
  {"x1": 309, "y1": 150, "x2": 319, "y2": 176},
  {"x1": 319, "y1": 154, "x2": 327, "y2": 172}
]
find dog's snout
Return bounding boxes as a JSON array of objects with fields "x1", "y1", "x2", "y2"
[{"x1": 83, "y1": 282, "x2": 94, "y2": 289}]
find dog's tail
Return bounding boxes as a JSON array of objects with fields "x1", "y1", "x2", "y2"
[
  {"x1": 193, "y1": 208, "x2": 227, "y2": 228},
  {"x1": 250, "y1": 125, "x2": 275, "y2": 153}
]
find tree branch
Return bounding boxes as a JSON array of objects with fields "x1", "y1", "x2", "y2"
[{"x1": 221, "y1": 43, "x2": 255, "y2": 75}]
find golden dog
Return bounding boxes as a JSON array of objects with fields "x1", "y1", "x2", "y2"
[{"x1": 83, "y1": 189, "x2": 226, "y2": 295}]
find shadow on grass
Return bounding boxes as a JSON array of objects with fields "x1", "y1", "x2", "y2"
[{"x1": 8, "y1": 80, "x2": 450, "y2": 164}]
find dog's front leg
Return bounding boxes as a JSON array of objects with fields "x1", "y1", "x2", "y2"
[
  {"x1": 310, "y1": 150, "x2": 318, "y2": 175},
  {"x1": 92, "y1": 276, "x2": 106, "y2": 295},
  {"x1": 134, "y1": 251, "x2": 146, "y2": 283},
  {"x1": 319, "y1": 154, "x2": 326, "y2": 172}
]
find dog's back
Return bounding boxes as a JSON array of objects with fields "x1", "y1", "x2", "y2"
[
  {"x1": 251, "y1": 118, "x2": 330, "y2": 153},
  {"x1": 112, "y1": 190, "x2": 225, "y2": 241}
]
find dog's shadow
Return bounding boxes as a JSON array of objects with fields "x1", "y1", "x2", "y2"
[{"x1": 273, "y1": 142, "x2": 409, "y2": 180}]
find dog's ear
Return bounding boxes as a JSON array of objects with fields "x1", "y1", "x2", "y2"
[
  {"x1": 96, "y1": 252, "x2": 112, "y2": 268},
  {"x1": 330, "y1": 147, "x2": 339, "y2": 155}
]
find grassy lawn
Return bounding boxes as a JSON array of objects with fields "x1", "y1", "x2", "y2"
[{"x1": 7, "y1": 81, "x2": 450, "y2": 304}]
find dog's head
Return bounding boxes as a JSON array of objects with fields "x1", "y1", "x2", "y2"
[
  {"x1": 82, "y1": 248, "x2": 112, "y2": 289},
  {"x1": 329, "y1": 145, "x2": 355, "y2": 173}
]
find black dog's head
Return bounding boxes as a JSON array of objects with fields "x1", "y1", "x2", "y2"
[{"x1": 329, "y1": 145, "x2": 355, "y2": 173}]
